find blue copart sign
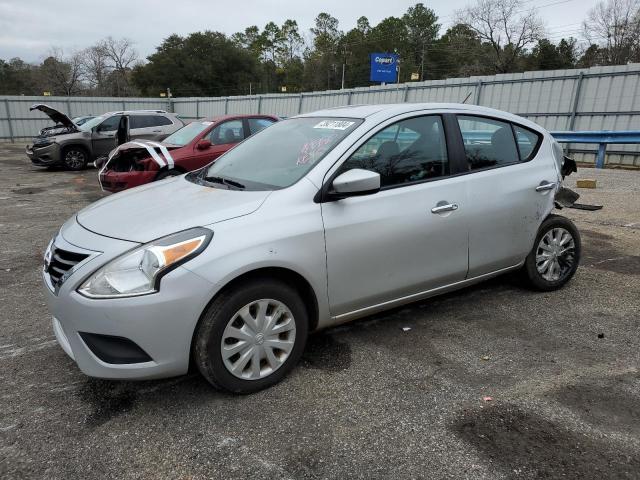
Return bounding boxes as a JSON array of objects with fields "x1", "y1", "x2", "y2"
[{"x1": 370, "y1": 53, "x2": 398, "y2": 83}]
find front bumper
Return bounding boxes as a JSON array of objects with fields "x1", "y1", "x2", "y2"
[
  {"x1": 44, "y1": 219, "x2": 215, "y2": 380},
  {"x1": 27, "y1": 143, "x2": 62, "y2": 166},
  {"x1": 99, "y1": 170, "x2": 156, "y2": 193}
]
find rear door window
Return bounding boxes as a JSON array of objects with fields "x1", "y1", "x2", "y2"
[
  {"x1": 129, "y1": 115, "x2": 146, "y2": 129},
  {"x1": 513, "y1": 125, "x2": 541, "y2": 161},
  {"x1": 457, "y1": 115, "x2": 519, "y2": 170},
  {"x1": 248, "y1": 118, "x2": 276, "y2": 135}
]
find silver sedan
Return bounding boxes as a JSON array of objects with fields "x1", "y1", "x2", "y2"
[{"x1": 43, "y1": 103, "x2": 581, "y2": 393}]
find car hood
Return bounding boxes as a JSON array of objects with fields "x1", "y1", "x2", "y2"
[
  {"x1": 77, "y1": 175, "x2": 271, "y2": 243},
  {"x1": 30, "y1": 103, "x2": 78, "y2": 131}
]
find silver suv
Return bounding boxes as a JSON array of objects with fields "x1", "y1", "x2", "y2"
[
  {"x1": 27, "y1": 104, "x2": 183, "y2": 170},
  {"x1": 43, "y1": 103, "x2": 581, "y2": 393}
]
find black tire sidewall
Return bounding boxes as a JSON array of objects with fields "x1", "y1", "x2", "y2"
[
  {"x1": 194, "y1": 279, "x2": 308, "y2": 394},
  {"x1": 525, "y1": 214, "x2": 581, "y2": 291},
  {"x1": 62, "y1": 146, "x2": 88, "y2": 170}
]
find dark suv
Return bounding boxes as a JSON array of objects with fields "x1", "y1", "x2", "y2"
[{"x1": 26, "y1": 104, "x2": 183, "y2": 170}]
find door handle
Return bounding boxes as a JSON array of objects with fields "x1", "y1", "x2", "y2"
[
  {"x1": 431, "y1": 203, "x2": 459, "y2": 214},
  {"x1": 535, "y1": 181, "x2": 556, "y2": 192},
  {"x1": 152, "y1": 130, "x2": 162, "y2": 133}
]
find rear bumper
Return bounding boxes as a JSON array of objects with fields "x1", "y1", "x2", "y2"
[
  {"x1": 99, "y1": 170, "x2": 156, "y2": 192},
  {"x1": 27, "y1": 143, "x2": 62, "y2": 166}
]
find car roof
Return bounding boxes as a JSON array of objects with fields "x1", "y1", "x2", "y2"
[
  {"x1": 199, "y1": 114, "x2": 279, "y2": 123},
  {"x1": 102, "y1": 110, "x2": 174, "y2": 116},
  {"x1": 297, "y1": 103, "x2": 544, "y2": 132}
]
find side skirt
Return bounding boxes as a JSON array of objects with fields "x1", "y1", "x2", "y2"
[{"x1": 329, "y1": 263, "x2": 524, "y2": 326}]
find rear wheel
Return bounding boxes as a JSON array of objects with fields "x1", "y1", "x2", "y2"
[
  {"x1": 62, "y1": 146, "x2": 88, "y2": 171},
  {"x1": 193, "y1": 279, "x2": 308, "y2": 393},
  {"x1": 522, "y1": 214, "x2": 581, "y2": 291}
]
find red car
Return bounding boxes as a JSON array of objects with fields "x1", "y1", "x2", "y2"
[{"x1": 99, "y1": 114, "x2": 279, "y2": 192}]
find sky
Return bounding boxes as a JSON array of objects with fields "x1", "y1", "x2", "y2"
[{"x1": 0, "y1": 0, "x2": 599, "y2": 63}]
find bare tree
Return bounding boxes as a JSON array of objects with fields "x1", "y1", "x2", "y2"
[
  {"x1": 39, "y1": 47, "x2": 84, "y2": 96},
  {"x1": 99, "y1": 37, "x2": 139, "y2": 95},
  {"x1": 583, "y1": 0, "x2": 640, "y2": 64},
  {"x1": 80, "y1": 45, "x2": 109, "y2": 94},
  {"x1": 456, "y1": 0, "x2": 544, "y2": 73}
]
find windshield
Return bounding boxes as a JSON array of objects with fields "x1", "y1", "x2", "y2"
[
  {"x1": 78, "y1": 115, "x2": 106, "y2": 132},
  {"x1": 163, "y1": 121, "x2": 211, "y2": 146},
  {"x1": 198, "y1": 117, "x2": 361, "y2": 190}
]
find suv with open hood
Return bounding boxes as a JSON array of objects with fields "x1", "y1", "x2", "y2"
[{"x1": 26, "y1": 104, "x2": 183, "y2": 170}]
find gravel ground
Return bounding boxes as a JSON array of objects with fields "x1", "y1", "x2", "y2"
[{"x1": 0, "y1": 143, "x2": 638, "y2": 479}]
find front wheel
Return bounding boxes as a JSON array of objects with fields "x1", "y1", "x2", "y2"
[
  {"x1": 522, "y1": 214, "x2": 581, "y2": 291},
  {"x1": 62, "y1": 146, "x2": 88, "y2": 171},
  {"x1": 193, "y1": 279, "x2": 308, "y2": 393}
]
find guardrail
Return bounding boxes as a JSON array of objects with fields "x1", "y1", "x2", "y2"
[{"x1": 550, "y1": 130, "x2": 640, "y2": 168}]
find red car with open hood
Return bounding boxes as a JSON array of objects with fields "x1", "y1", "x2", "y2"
[{"x1": 99, "y1": 114, "x2": 279, "y2": 192}]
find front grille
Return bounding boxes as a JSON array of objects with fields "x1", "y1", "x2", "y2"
[{"x1": 46, "y1": 246, "x2": 89, "y2": 288}]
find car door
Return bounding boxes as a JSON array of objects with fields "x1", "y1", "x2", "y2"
[
  {"x1": 91, "y1": 114, "x2": 122, "y2": 156},
  {"x1": 205, "y1": 119, "x2": 245, "y2": 161},
  {"x1": 321, "y1": 114, "x2": 469, "y2": 317},
  {"x1": 455, "y1": 115, "x2": 558, "y2": 277},
  {"x1": 128, "y1": 114, "x2": 153, "y2": 140}
]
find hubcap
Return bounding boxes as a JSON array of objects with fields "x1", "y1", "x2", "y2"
[
  {"x1": 65, "y1": 150, "x2": 84, "y2": 168},
  {"x1": 536, "y1": 227, "x2": 575, "y2": 282},
  {"x1": 221, "y1": 299, "x2": 296, "y2": 380}
]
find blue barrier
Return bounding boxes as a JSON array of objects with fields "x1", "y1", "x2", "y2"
[{"x1": 550, "y1": 130, "x2": 640, "y2": 169}]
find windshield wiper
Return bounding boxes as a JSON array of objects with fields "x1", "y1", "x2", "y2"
[{"x1": 202, "y1": 175, "x2": 245, "y2": 189}]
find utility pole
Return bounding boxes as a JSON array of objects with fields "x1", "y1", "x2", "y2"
[
  {"x1": 249, "y1": 82, "x2": 252, "y2": 95},
  {"x1": 420, "y1": 40, "x2": 426, "y2": 81},
  {"x1": 341, "y1": 45, "x2": 348, "y2": 90}
]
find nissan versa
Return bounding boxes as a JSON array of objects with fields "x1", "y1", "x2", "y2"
[{"x1": 44, "y1": 104, "x2": 581, "y2": 393}]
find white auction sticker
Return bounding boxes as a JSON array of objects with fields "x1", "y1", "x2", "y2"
[{"x1": 313, "y1": 120, "x2": 355, "y2": 130}]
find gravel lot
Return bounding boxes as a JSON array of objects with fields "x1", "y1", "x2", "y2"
[{"x1": 1, "y1": 142, "x2": 638, "y2": 479}]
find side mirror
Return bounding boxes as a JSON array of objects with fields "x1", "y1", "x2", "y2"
[
  {"x1": 330, "y1": 169, "x2": 380, "y2": 198},
  {"x1": 197, "y1": 139, "x2": 212, "y2": 150}
]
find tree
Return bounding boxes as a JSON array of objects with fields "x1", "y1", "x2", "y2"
[
  {"x1": 456, "y1": 0, "x2": 544, "y2": 73},
  {"x1": 132, "y1": 31, "x2": 257, "y2": 96},
  {"x1": 430, "y1": 24, "x2": 492, "y2": 78},
  {"x1": 99, "y1": 37, "x2": 139, "y2": 95},
  {"x1": 583, "y1": 0, "x2": 640, "y2": 64},
  {"x1": 38, "y1": 48, "x2": 83, "y2": 96},
  {"x1": 402, "y1": 3, "x2": 440, "y2": 80},
  {"x1": 307, "y1": 13, "x2": 342, "y2": 89},
  {"x1": 577, "y1": 44, "x2": 605, "y2": 67},
  {"x1": 80, "y1": 45, "x2": 109, "y2": 94},
  {"x1": 557, "y1": 38, "x2": 579, "y2": 67},
  {"x1": 279, "y1": 20, "x2": 305, "y2": 64}
]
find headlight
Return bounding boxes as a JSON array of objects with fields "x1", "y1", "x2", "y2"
[{"x1": 78, "y1": 227, "x2": 212, "y2": 298}]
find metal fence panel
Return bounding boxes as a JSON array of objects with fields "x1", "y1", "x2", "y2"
[{"x1": 2, "y1": 64, "x2": 640, "y2": 166}]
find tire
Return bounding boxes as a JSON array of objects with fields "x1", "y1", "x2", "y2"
[
  {"x1": 61, "y1": 146, "x2": 89, "y2": 171},
  {"x1": 155, "y1": 169, "x2": 182, "y2": 181},
  {"x1": 193, "y1": 278, "x2": 308, "y2": 394},
  {"x1": 522, "y1": 214, "x2": 581, "y2": 291}
]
